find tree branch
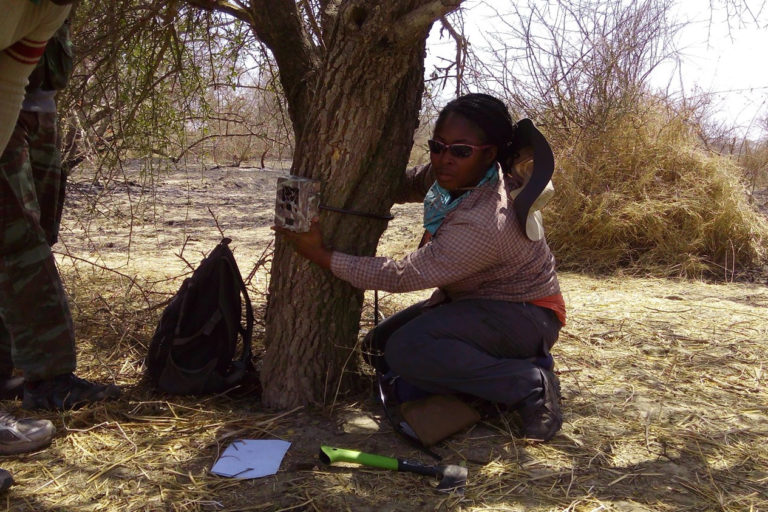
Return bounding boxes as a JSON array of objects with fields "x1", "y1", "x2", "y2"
[
  {"x1": 242, "y1": 0, "x2": 321, "y2": 138},
  {"x1": 439, "y1": 15, "x2": 467, "y2": 96},
  {"x1": 392, "y1": 0, "x2": 464, "y2": 43},
  {"x1": 184, "y1": 0, "x2": 252, "y2": 24},
  {"x1": 299, "y1": 0, "x2": 325, "y2": 47},
  {"x1": 185, "y1": 0, "x2": 320, "y2": 137}
]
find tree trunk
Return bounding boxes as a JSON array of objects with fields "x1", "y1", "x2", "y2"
[{"x1": 260, "y1": 18, "x2": 430, "y2": 408}]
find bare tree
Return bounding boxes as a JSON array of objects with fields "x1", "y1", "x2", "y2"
[
  {"x1": 710, "y1": 0, "x2": 767, "y2": 32},
  {"x1": 464, "y1": 0, "x2": 682, "y2": 137},
  {"x1": 64, "y1": 2, "x2": 290, "y2": 172}
]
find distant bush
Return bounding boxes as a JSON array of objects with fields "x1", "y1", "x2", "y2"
[{"x1": 544, "y1": 99, "x2": 768, "y2": 279}]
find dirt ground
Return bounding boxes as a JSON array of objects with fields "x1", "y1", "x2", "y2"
[{"x1": 2, "y1": 160, "x2": 767, "y2": 511}]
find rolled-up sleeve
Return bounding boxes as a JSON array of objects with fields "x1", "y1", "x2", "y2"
[{"x1": 329, "y1": 205, "x2": 501, "y2": 292}]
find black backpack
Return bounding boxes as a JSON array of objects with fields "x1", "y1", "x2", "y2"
[{"x1": 145, "y1": 238, "x2": 255, "y2": 395}]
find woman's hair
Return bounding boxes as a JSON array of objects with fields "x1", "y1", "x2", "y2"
[{"x1": 435, "y1": 93, "x2": 518, "y2": 171}]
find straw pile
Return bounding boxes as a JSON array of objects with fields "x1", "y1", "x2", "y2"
[{"x1": 544, "y1": 101, "x2": 768, "y2": 279}]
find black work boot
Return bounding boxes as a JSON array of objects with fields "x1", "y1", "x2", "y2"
[
  {"x1": 22, "y1": 373, "x2": 121, "y2": 411},
  {"x1": 518, "y1": 368, "x2": 562, "y2": 442}
]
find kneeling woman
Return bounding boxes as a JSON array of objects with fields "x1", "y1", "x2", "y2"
[{"x1": 276, "y1": 93, "x2": 566, "y2": 442}]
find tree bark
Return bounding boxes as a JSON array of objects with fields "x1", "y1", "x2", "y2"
[
  {"x1": 190, "y1": 0, "x2": 463, "y2": 408},
  {"x1": 262, "y1": 19, "x2": 430, "y2": 409}
]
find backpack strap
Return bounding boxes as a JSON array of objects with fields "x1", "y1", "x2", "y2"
[
  {"x1": 217, "y1": 239, "x2": 254, "y2": 384},
  {"x1": 233, "y1": 259, "x2": 254, "y2": 370},
  {"x1": 172, "y1": 309, "x2": 223, "y2": 345}
]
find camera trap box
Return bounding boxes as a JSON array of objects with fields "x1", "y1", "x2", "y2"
[{"x1": 274, "y1": 176, "x2": 320, "y2": 232}]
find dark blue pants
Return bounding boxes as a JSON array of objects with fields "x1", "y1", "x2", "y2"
[{"x1": 365, "y1": 298, "x2": 560, "y2": 408}]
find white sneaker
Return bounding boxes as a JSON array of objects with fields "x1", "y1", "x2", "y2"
[{"x1": 0, "y1": 411, "x2": 55, "y2": 455}]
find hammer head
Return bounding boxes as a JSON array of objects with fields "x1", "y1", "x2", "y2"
[{"x1": 435, "y1": 464, "x2": 468, "y2": 494}]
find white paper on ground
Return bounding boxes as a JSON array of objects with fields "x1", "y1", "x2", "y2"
[{"x1": 210, "y1": 439, "x2": 291, "y2": 479}]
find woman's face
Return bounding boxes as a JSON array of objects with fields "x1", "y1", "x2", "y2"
[{"x1": 430, "y1": 112, "x2": 497, "y2": 192}]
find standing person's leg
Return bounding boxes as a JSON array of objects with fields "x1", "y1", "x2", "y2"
[
  {"x1": 0, "y1": 322, "x2": 12, "y2": 377},
  {"x1": 384, "y1": 299, "x2": 563, "y2": 440},
  {"x1": 0, "y1": 112, "x2": 45, "y2": 399},
  {"x1": 29, "y1": 110, "x2": 64, "y2": 246},
  {"x1": 0, "y1": 111, "x2": 119, "y2": 410},
  {"x1": 0, "y1": 111, "x2": 76, "y2": 382},
  {"x1": 0, "y1": 108, "x2": 68, "y2": 400},
  {"x1": 0, "y1": 124, "x2": 16, "y2": 390},
  {"x1": 0, "y1": 120, "x2": 57, "y2": 451},
  {"x1": 0, "y1": 320, "x2": 22, "y2": 399},
  {"x1": 0, "y1": 322, "x2": 22, "y2": 399}
]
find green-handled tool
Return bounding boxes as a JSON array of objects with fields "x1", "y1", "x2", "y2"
[{"x1": 318, "y1": 445, "x2": 467, "y2": 494}]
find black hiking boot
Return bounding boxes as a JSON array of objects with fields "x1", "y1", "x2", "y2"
[
  {"x1": 518, "y1": 368, "x2": 562, "y2": 442},
  {"x1": 22, "y1": 373, "x2": 121, "y2": 411}
]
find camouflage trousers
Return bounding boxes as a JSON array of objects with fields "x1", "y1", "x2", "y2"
[{"x1": 0, "y1": 110, "x2": 76, "y2": 381}]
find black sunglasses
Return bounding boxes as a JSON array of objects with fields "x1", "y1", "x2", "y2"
[{"x1": 427, "y1": 139, "x2": 493, "y2": 158}]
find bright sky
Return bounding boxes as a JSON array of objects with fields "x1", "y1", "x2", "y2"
[
  {"x1": 664, "y1": 0, "x2": 768, "y2": 135},
  {"x1": 426, "y1": 0, "x2": 768, "y2": 138}
]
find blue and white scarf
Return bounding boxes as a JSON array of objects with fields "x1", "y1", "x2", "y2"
[{"x1": 423, "y1": 165, "x2": 498, "y2": 235}]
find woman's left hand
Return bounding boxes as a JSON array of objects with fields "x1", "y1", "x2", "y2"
[{"x1": 272, "y1": 219, "x2": 332, "y2": 270}]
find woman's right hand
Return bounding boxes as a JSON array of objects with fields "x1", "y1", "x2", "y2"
[{"x1": 272, "y1": 219, "x2": 332, "y2": 270}]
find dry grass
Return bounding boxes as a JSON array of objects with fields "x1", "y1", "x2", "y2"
[
  {"x1": 3, "y1": 268, "x2": 766, "y2": 511},
  {"x1": 2, "y1": 163, "x2": 767, "y2": 511},
  {"x1": 545, "y1": 100, "x2": 768, "y2": 279}
]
